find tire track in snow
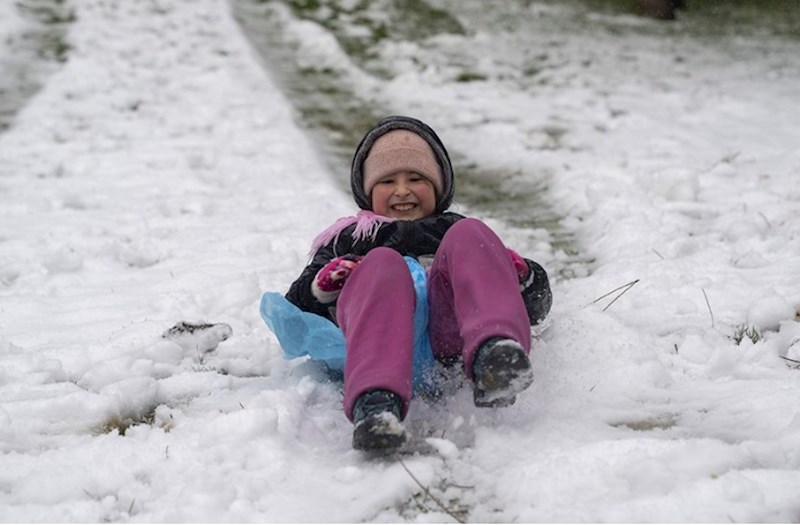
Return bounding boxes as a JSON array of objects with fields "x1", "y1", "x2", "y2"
[{"x1": 0, "y1": 1, "x2": 72, "y2": 132}]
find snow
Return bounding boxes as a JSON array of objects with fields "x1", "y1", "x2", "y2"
[{"x1": 1, "y1": 0, "x2": 799, "y2": 522}]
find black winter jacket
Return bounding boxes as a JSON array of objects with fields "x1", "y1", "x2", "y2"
[{"x1": 286, "y1": 212, "x2": 552, "y2": 326}]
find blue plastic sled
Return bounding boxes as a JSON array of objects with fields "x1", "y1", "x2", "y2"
[{"x1": 260, "y1": 257, "x2": 437, "y2": 392}]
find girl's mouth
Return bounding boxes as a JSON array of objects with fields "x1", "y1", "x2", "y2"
[{"x1": 392, "y1": 203, "x2": 417, "y2": 212}]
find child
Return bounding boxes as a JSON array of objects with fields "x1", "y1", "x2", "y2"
[{"x1": 263, "y1": 116, "x2": 551, "y2": 451}]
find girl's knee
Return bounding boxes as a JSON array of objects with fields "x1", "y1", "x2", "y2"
[
  {"x1": 445, "y1": 218, "x2": 499, "y2": 245},
  {"x1": 450, "y1": 217, "x2": 490, "y2": 235},
  {"x1": 359, "y1": 248, "x2": 412, "y2": 283},
  {"x1": 362, "y1": 246, "x2": 406, "y2": 266}
]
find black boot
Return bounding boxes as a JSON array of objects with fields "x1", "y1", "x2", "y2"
[
  {"x1": 473, "y1": 338, "x2": 534, "y2": 407},
  {"x1": 352, "y1": 389, "x2": 406, "y2": 452}
]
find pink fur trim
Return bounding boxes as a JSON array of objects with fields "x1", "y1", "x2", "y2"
[{"x1": 309, "y1": 210, "x2": 396, "y2": 257}]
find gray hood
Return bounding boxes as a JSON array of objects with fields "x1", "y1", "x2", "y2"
[{"x1": 350, "y1": 116, "x2": 455, "y2": 213}]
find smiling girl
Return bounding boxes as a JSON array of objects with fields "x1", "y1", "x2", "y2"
[{"x1": 271, "y1": 116, "x2": 552, "y2": 451}]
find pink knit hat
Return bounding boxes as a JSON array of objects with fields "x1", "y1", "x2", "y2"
[{"x1": 361, "y1": 129, "x2": 444, "y2": 198}]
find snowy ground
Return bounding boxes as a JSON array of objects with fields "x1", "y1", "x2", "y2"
[{"x1": 1, "y1": 0, "x2": 800, "y2": 522}]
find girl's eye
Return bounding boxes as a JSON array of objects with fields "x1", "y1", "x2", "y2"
[{"x1": 379, "y1": 178, "x2": 395, "y2": 185}]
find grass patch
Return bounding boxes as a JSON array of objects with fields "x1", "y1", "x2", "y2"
[
  {"x1": 612, "y1": 413, "x2": 677, "y2": 431},
  {"x1": 16, "y1": 0, "x2": 74, "y2": 62},
  {"x1": 455, "y1": 71, "x2": 487, "y2": 82},
  {"x1": 95, "y1": 406, "x2": 158, "y2": 436},
  {"x1": 541, "y1": 0, "x2": 800, "y2": 40},
  {"x1": 276, "y1": 0, "x2": 465, "y2": 65},
  {"x1": 731, "y1": 324, "x2": 762, "y2": 345},
  {"x1": 94, "y1": 405, "x2": 176, "y2": 436},
  {"x1": 396, "y1": 459, "x2": 471, "y2": 523}
]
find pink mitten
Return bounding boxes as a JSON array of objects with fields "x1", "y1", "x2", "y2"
[
  {"x1": 311, "y1": 254, "x2": 363, "y2": 303},
  {"x1": 507, "y1": 248, "x2": 530, "y2": 283}
]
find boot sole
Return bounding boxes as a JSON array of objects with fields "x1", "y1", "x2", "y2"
[
  {"x1": 474, "y1": 342, "x2": 534, "y2": 408},
  {"x1": 352, "y1": 412, "x2": 407, "y2": 451}
]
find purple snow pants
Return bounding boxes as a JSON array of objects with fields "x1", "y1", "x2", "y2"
[{"x1": 336, "y1": 218, "x2": 531, "y2": 421}]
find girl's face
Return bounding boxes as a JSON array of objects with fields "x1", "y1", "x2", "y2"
[{"x1": 371, "y1": 171, "x2": 436, "y2": 220}]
